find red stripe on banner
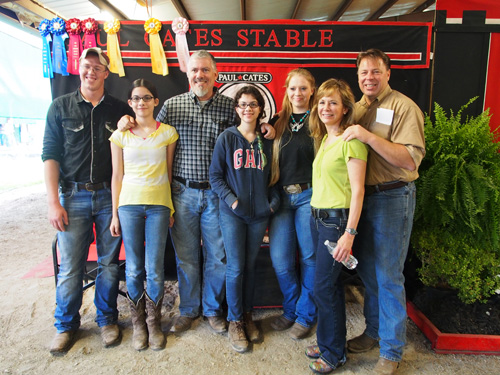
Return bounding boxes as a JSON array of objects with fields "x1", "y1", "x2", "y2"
[
  {"x1": 484, "y1": 32, "x2": 500, "y2": 132},
  {"x1": 437, "y1": 0, "x2": 500, "y2": 19}
]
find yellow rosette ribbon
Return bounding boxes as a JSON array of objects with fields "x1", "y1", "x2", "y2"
[
  {"x1": 145, "y1": 18, "x2": 168, "y2": 76},
  {"x1": 104, "y1": 19, "x2": 125, "y2": 77}
]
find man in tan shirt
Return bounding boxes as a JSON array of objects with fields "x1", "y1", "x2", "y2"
[{"x1": 342, "y1": 49, "x2": 425, "y2": 375}]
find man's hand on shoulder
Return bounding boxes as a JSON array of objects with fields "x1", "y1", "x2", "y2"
[
  {"x1": 117, "y1": 115, "x2": 136, "y2": 132},
  {"x1": 261, "y1": 123, "x2": 275, "y2": 140},
  {"x1": 343, "y1": 124, "x2": 372, "y2": 144}
]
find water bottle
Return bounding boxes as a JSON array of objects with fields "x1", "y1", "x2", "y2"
[{"x1": 324, "y1": 240, "x2": 358, "y2": 270}]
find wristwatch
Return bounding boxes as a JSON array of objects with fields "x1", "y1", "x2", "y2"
[{"x1": 345, "y1": 228, "x2": 358, "y2": 235}]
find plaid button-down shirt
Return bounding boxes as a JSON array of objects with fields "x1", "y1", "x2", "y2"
[{"x1": 156, "y1": 88, "x2": 237, "y2": 182}]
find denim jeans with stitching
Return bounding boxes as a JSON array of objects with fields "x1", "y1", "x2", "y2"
[
  {"x1": 55, "y1": 186, "x2": 121, "y2": 332},
  {"x1": 355, "y1": 182, "x2": 416, "y2": 362},
  {"x1": 170, "y1": 179, "x2": 226, "y2": 318},
  {"x1": 268, "y1": 188, "x2": 316, "y2": 327},
  {"x1": 118, "y1": 205, "x2": 170, "y2": 304}
]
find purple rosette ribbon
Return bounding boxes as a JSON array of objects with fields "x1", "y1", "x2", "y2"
[
  {"x1": 50, "y1": 17, "x2": 69, "y2": 76},
  {"x1": 38, "y1": 19, "x2": 53, "y2": 78}
]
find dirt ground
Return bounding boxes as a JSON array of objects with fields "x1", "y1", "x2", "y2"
[{"x1": 0, "y1": 184, "x2": 499, "y2": 375}]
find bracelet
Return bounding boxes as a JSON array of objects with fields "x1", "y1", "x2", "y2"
[{"x1": 345, "y1": 228, "x2": 358, "y2": 235}]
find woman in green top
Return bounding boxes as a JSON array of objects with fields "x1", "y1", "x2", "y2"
[{"x1": 305, "y1": 78, "x2": 368, "y2": 374}]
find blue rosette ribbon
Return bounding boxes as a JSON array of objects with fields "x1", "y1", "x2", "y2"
[
  {"x1": 50, "y1": 17, "x2": 69, "y2": 76},
  {"x1": 38, "y1": 19, "x2": 53, "y2": 78}
]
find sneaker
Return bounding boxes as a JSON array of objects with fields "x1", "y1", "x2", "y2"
[
  {"x1": 347, "y1": 333, "x2": 378, "y2": 353},
  {"x1": 374, "y1": 358, "x2": 399, "y2": 375},
  {"x1": 289, "y1": 322, "x2": 313, "y2": 340},
  {"x1": 49, "y1": 330, "x2": 76, "y2": 355},
  {"x1": 207, "y1": 316, "x2": 227, "y2": 334},
  {"x1": 244, "y1": 312, "x2": 261, "y2": 342},
  {"x1": 270, "y1": 314, "x2": 294, "y2": 331},
  {"x1": 171, "y1": 316, "x2": 194, "y2": 333},
  {"x1": 101, "y1": 324, "x2": 121, "y2": 347},
  {"x1": 228, "y1": 321, "x2": 249, "y2": 353}
]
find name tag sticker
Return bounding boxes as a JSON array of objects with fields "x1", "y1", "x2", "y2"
[{"x1": 376, "y1": 108, "x2": 394, "y2": 126}]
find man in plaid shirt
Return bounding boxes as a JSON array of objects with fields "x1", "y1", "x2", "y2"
[{"x1": 119, "y1": 50, "x2": 274, "y2": 334}]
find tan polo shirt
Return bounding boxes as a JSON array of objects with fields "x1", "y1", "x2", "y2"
[{"x1": 354, "y1": 85, "x2": 425, "y2": 185}]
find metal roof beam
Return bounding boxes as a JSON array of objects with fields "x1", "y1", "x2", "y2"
[
  {"x1": 331, "y1": 0, "x2": 353, "y2": 21},
  {"x1": 368, "y1": 0, "x2": 399, "y2": 21},
  {"x1": 171, "y1": 0, "x2": 191, "y2": 20},
  {"x1": 290, "y1": 0, "x2": 303, "y2": 19},
  {"x1": 89, "y1": 0, "x2": 129, "y2": 20},
  {"x1": 240, "y1": 0, "x2": 246, "y2": 20},
  {"x1": 412, "y1": 0, "x2": 436, "y2": 14}
]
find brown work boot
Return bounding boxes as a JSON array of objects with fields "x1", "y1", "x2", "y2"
[
  {"x1": 347, "y1": 333, "x2": 378, "y2": 353},
  {"x1": 289, "y1": 322, "x2": 313, "y2": 340},
  {"x1": 101, "y1": 324, "x2": 121, "y2": 348},
  {"x1": 170, "y1": 315, "x2": 194, "y2": 333},
  {"x1": 228, "y1": 321, "x2": 249, "y2": 353},
  {"x1": 270, "y1": 314, "x2": 294, "y2": 331},
  {"x1": 374, "y1": 358, "x2": 399, "y2": 375},
  {"x1": 207, "y1": 315, "x2": 227, "y2": 334},
  {"x1": 145, "y1": 294, "x2": 166, "y2": 350},
  {"x1": 49, "y1": 330, "x2": 76, "y2": 355},
  {"x1": 128, "y1": 292, "x2": 148, "y2": 351},
  {"x1": 244, "y1": 312, "x2": 261, "y2": 342}
]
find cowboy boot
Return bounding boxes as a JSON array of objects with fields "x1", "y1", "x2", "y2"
[
  {"x1": 145, "y1": 293, "x2": 166, "y2": 350},
  {"x1": 127, "y1": 292, "x2": 148, "y2": 351}
]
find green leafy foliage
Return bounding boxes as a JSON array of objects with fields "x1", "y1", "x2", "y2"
[{"x1": 412, "y1": 98, "x2": 500, "y2": 303}]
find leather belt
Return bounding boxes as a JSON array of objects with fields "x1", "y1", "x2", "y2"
[
  {"x1": 283, "y1": 183, "x2": 312, "y2": 194},
  {"x1": 61, "y1": 181, "x2": 110, "y2": 192},
  {"x1": 365, "y1": 181, "x2": 408, "y2": 196},
  {"x1": 311, "y1": 208, "x2": 349, "y2": 219},
  {"x1": 174, "y1": 176, "x2": 211, "y2": 190}
]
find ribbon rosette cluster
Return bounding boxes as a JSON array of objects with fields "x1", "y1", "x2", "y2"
[
  {"x1": 66, "y1": 18, "x2": 82, "y2": 75},
  {"x1": 50, "y1": 17, "x2": 69, "y2": 76},
  {"x1": 82, "y1": 18, "x2": 98, "y2": 48},
  {"x1": 104, "y1": 19, "x2": 125, "y2": 77},
  {"x1": 144, "y1": 18, "x2": 168, "y2": 76},
  {"x1": 172, "y1": 17, "x2": 190, "y2": 72},
  {"x1": 38, "y1": 19, "x2": 53, "y2": 78}
]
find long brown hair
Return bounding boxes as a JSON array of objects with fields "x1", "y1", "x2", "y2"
[
  {"x1": 270, "y1": 68, "x2": 316, "y2": 186},
  {"x1": 309, "y1": 78, "x2": 355, "y2": 152}
]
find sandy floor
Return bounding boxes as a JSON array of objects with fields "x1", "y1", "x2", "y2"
[{"x1": 0, "y1": 184, "x2": 499, "y2": 375}]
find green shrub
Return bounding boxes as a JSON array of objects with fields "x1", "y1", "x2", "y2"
[{"x1": 412, "y1": 97, "x2": 500, "y2": 304}]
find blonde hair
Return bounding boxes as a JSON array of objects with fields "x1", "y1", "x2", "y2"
[
  {"x1": 270, "y1": 68, "x2": 316, "y2": 186},
  {"x1": 309, "y1": 78, "x2": 355, "y2": 152}
]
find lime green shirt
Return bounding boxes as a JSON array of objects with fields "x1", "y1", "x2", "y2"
[
  {"x1": 311, "y1": 136, "x2": 368, "y2": 209},
  {"x1": 109, "y1": 123, "x2": 178, "y2": 214}
]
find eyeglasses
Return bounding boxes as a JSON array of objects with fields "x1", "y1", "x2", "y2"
[
  {"x1": 236, "y1": 102, "x2": 259, "y2": 109},
  {"x1": 80, "y1": 64, "x2": 106, "y2": 73},
  {"x1": 130, "y1": 95, "x2": 155, "y2": 103}
]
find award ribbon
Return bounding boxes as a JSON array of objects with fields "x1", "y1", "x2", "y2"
[
  {"x1": 104, "y1": 19, "x2": 125, "y2": 77},
  {"x1": 38, "y1": 19, "x2": 53, "y2": 78},
  {"x1": 172, "y1": 17, "x2": 190, "y2": 73},
  {"x1": 66, "y1": 18, "x2": 82, "y2": 75},
  {"x1": 50, "y1": 17, "x2": 69, "y2": 76},
  {"x1": 82, "y1": 18, "x2": 98, "y2": 49},
  {"x1": 145, "y1": 18, "x2": 168, "y2": 76}
]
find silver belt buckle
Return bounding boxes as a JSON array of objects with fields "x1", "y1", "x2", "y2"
[{"x1": 284, "y1": 184, "x2": 301, "y2": 194}]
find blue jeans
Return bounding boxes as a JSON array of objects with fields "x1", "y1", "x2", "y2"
[
  {"x1": 219, "y1": 204, "x2": 269, "y2": 321},
  {"x1": 55, "y1": 187, "x2": 121, "y2": 332},
  {"x1": 311, "y1": 212, "x2": 348, "y2": 367},
  {"x1": 118, "y1": 205, "x2": 170, "y2": 304},
  {"x1": 355, "y1": 182, "x2": 416, "y2": 362},
  {"x1": 170, "y1": 179, "x2": 226, "y2": 318},
  {"x1": 268, "y1": 188, "x2": 316, "y2": 327}
]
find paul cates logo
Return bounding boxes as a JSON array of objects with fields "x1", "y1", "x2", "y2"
[{"x1": 217, "y1": 72, "x2": 273, "y2": 84}]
